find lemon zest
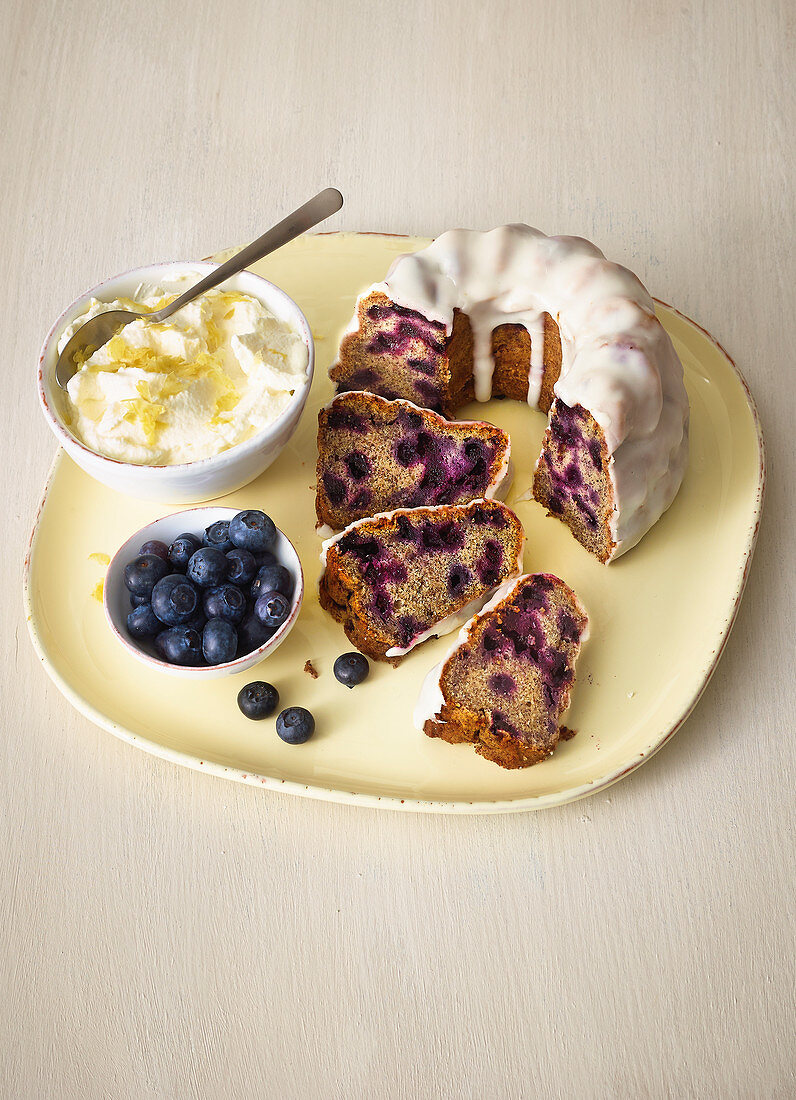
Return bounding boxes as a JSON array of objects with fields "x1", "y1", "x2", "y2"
[
  {"x1": 120, "y1": 397, "x2": 166, "y2": 444},
  {"x1": 88, "y1": 552, "x2": 110, "y2": 565},
  {"x1": 72, "y1": 344, "x2": 97, "y2": 370}
]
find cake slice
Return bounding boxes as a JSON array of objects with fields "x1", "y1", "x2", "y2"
[
  {"x1": 319, "y1": 499, "x2": 525, "y2": 664},
  {"x1": 415, "y1": 573, "x2": 588, "y2": 768},
  {"x1": 532, "y1": 400, "x2": 615, "y2": 562},
  {"x1": 316, "y1": 392, "x2": 512, "y2": 530}
]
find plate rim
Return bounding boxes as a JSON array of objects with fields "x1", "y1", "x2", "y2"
[{"x1": 22, "y1": 233, "x2": 766, "y2": 814}]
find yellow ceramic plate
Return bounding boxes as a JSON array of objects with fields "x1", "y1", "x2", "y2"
[{"x1": 23, "y1": 233, "x2": 765, "y2": 813}]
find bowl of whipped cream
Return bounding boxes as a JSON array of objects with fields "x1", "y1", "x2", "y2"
[{"x1": 38, "y1": 261, "x2": 314, "y2": 502}]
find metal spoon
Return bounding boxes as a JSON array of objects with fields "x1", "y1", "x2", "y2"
[{"x1": 55, "y1": 187, "x2": 344, "y2": 389}]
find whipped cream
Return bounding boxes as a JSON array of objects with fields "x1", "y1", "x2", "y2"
[{"x1": 60, "y1": 281, "x2": 309, "y2": 465}]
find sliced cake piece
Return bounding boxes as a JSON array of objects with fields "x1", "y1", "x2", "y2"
[
  {"x1": 414, "y1": 573, "x2": 588, "y2": 769},
  {"x1": 319, "y1": 499, "x2": 525, "y2": 665},
  {"x1": 532, "y1": 399, "x2": 616, "y2": 562},
  {"x1": 316, "y1": 392, "x2": 512, "y2": 530}
]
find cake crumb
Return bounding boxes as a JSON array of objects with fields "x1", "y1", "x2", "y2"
[
  {"x1": 304, "y1": 660, "x2": 319, "y2": 679},
  {"x1": 89, "y1": 552, "x2": 110, "y2": 565},
  {"x1": 91, "y1": 580, "x2": 104, "y2": 602}
]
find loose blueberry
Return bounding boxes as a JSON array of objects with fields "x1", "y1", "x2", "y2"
[
  {"x1": 254, "y1": 591, "x2": 291, "y2": 630},
  {"x1": 187, "y1": 547, "x2": 228, "y2": 588},
  {"x1": 251, "y1": 563, "x2": 293, "y2": 602},
  {"x1": 126, "y1": 604, "x2": 162, "y2": 640},
  {"x1": 237, "y1": 681, "x2": 279, "y2": 720},
  {"x1": 276, "y1": 707, "x2": 315, "y2": 744},
  {"x1": 229, "y1": 510, "x2": 277, "y2": 553},
  {"x1": 225, "y1": 547, "x2": 257, "y2": 586},
  {"x1": 168, "y1": 533, "x2": 201, "y2": 570},
  {"x1": 333, "y1": 652, "x2": 370, "y2": 688},
  {"x1": 237, "y1": 613, "x2": 274, "y2": 655},
  {"x1": 151, "y1": 573, "x2": 199, "y2": 626},
  {"x1": 202, "y1": 618, "x2": 238, "y2": 664},
  {"x1": 203, "y1": 583, "x2": 247, "y2": 624},
  {"x1": 124, "y1": 554, "x2": 169, "y2": 598},
  {"x1": 138, "y1": 539, "x2": 169, "y2": 561},
  {"x1": 155, "y1": 626, "x2": 204, "y2": 666},
  {"x1": 203, "y1": 520, "x2": 233, "y2": 553}
]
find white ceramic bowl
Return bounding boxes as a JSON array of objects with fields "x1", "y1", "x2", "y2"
[
  {"x1": 38, "y1": 261, "x2": 314, "y2": 503},
  {"x1": 104, "y1": 507, "x2": 304, "y2": 680}
]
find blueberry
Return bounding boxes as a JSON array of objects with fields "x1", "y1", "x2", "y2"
[
  {"x1": 151, "y1": 573, "x2": 199, "y2": 625},
  {"x1": 237, "y1": 613, "x2": 275, "y2": 655},
  {"x1": 184, "y1": 608, "x2": 208, "y2": 633},
  {"x1": 254, "y1": 591, "x2": 291, "y2": 629},
  {"x1": 124, "y1": 554, "x2": 169, "y2": 598},
  {"x1": 322, "y1": 473, "x2": 346, "y2": 505},
  {"x1": 251, "y1": 563, "x2": 293, "y2": 602},
  {"x1": 126, "y1": 604, "x2": 162, "y2": 640},
  {"x1": 253, "y1": 549, "x2": 278, "y2": 570},
  {"x1": 333, "y1": 652, "x2": 370, "y2": 688},
  {"x1": 130, "y1": 593, "x2": 149, "y2": 609},
  {"x1": 344, "y1": 452, "x2": 371, "y2": 480},
  {"x1": 237, "y1": 681, "x2": 279, "y2": 720},
  {"x1": 202, "y1": 618, "x2": 238, "y2": 664},
  {"x1": 225, "y1": 548, "x2": 257, "y2": 586},
  {"x1": 229, "y1": 510, "x2": 277, "y2": 553},
  {"x1": 155, "y1": 626, "x2": 204, "y2": 666},
  {"x1": 203, "y1": 583, "x2": 247, "y2": 624},
  {"x1": 276, "y1": 707, "x2": 315, "y2": 744},
  {"x1": 203, "y1": 520, "x2": 233, "y2": 553},
  {"x1": 396, "y1": 439, "x2": 417, "y2": 467},
  {"x1": 168, "y1": 532, "x2": 201, "y2": 570},
  {"x1": 138, "y1": 539, "x2": 169, "y2": 561},
  {"x1": 448, "y1": 564, "x2": 472, "y2": 595},
  {"x1": 187, "y1": 547, "x2": 228, "y2": 588}
]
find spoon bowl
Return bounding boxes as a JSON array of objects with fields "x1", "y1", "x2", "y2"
[{"x1": 55, "y1": 186, "x2": 343, "y2": 389}]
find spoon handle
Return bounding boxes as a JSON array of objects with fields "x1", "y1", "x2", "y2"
[{"x1": 149, "y1": 187, "x2": 344, "y2": 323}]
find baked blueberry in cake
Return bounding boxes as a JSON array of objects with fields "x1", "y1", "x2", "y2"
[
  {"x1": 415, "y1": 573, "x2": 588, "y2": 768},
  {"x1": 315, "y1": 392, "x2": 512, "y2": 530},
  {"x1": 318, "y1": 499, "x2": 525, "y2": 665},
  {"x1": 330, "y1": 225, "x2": 689, "y2": 561}
]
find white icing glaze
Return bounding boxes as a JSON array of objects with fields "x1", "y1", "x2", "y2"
[
  {"x1": 315, "y1": 393, "x2": 513, "y2": 534},
  {"x1": 319, "y1": 501, "x2": 524, "y2": 657},
  {"x1": 336, "y1": 225, "x2": 689, "y2": 561}
]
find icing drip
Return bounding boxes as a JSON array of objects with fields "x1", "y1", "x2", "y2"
[{"x1": 341, "y1": 225, "x2": 689, "y2": 560}]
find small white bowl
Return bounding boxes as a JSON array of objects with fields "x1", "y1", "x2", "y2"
[
  {"x1": 38, "y1": 261, "x2": 314, "y2": 503},
  {"x1": 104, "y1": 507, "x2": 304, "y2": 680}
]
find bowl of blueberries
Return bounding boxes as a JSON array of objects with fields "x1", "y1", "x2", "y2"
[{"x1": 104, "y1": 507, "x2": 303, "y2": 679}]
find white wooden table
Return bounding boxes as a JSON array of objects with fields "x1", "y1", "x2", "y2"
[{"x1": 3, "y1": 2, "x2": 794, "y2": 1095}]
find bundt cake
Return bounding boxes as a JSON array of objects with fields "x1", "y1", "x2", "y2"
[
  {"x1": 330, "y1": 225, "x2": 689, "y2": 562},
  {"x1": 315, "y1": 392, "x2": 512, "y2": 531},
  {"x1": 319, "y1": 499, "x2": 525, "y2": 664},
  {"x1": 414, "y1": 572, "x2": 588, "y2": 769}
]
